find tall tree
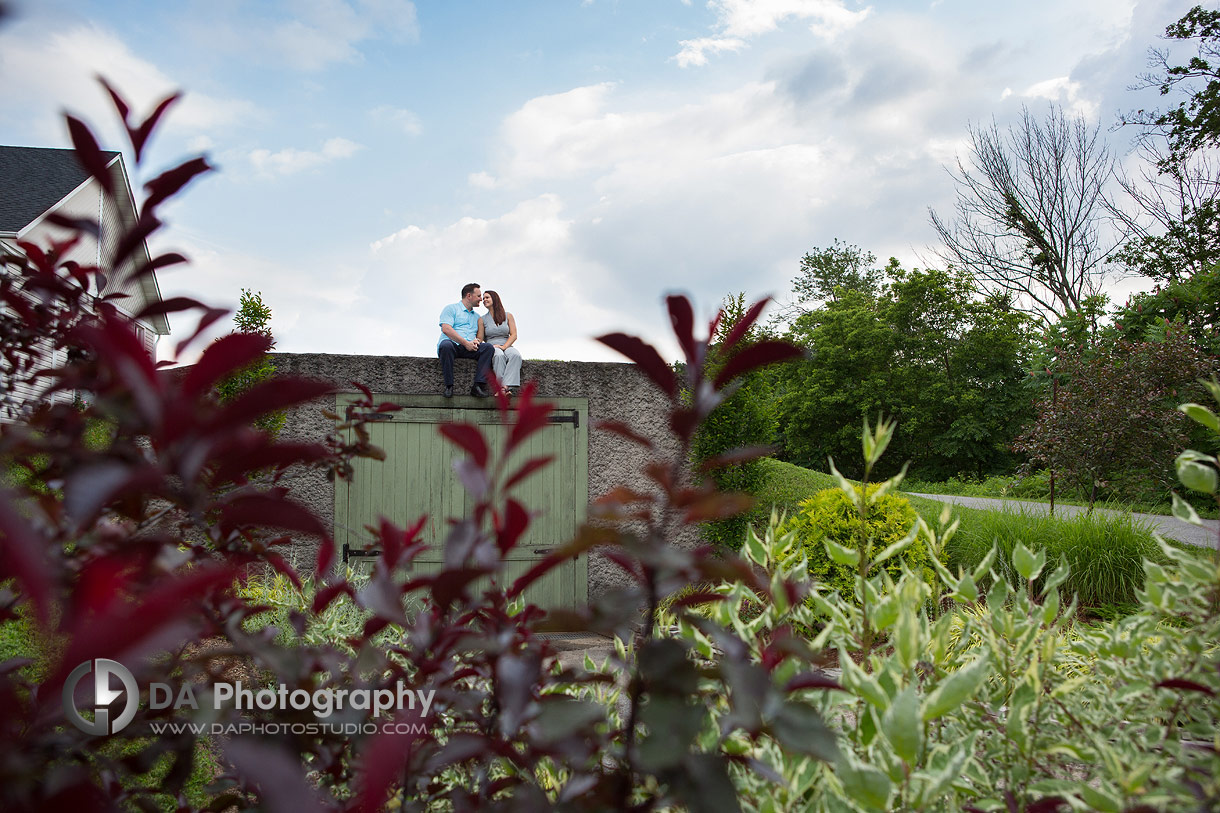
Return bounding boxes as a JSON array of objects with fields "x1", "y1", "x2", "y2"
[
  {"x1": 778, "y1": 265, "x2": 1034, "y2": 480},
  {"x1": 929, "y1": 105, "x2": 1118, "y2": 322},
  {"x1": 1110, "y1": 6, "x2": 1220, "y2": 284},
  {"x1": 1108, "y1": 139, "x2": 1220, "y2": 283},
  {"x1": 1121, "y1": 5, "x2": 1220, "y2": 166},
  {"x1": 786, "y1": 240, "x2": 886, "y2": 312}
]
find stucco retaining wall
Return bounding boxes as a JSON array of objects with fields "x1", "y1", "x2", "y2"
[{"x1": 269, "y1": 353, "x2": 695, "y2": 600}]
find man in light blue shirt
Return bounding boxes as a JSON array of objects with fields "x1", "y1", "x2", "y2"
[{"x1": 438, "y1": 282, "x2": 494, "y2": 398}]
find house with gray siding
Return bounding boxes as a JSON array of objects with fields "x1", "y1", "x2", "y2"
[{"x1": 0, "y1": 145, "x2": 169, "y2": 411}]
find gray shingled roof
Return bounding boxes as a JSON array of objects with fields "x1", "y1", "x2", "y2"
[{"x1": 0, "y1": 146, "x2": 118, "y2": 233}]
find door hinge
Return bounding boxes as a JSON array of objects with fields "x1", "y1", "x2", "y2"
[{"x1": 547, "y1": 411, "x2": 579, "y2": 428}]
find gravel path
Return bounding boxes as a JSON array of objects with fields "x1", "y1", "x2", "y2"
[{"x1": 906, "y1": 493, "x2": 1220, "y2": 550}]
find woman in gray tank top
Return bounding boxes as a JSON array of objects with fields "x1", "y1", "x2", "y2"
[{"x1": 477, "y1": 290, "x2": 522, "y2": 394}]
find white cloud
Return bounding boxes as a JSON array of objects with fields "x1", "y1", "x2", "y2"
[
  {"x1": 1021, "y1": 76, "x2": 1099, "y2": 120},
  {"x1": 467, "y1": 171, "x2": 498, "y2": 189},
  {"x1": 185, "y1": 0, "x2": 418, "y2": 73},
  {"x1": 268, "y1": 0, "x2": 419, "y2": 70},
  {"x1": 676, "y1": 0, "x2": 869, "y2": 66},
  {"x1": 364, "y1": 195, "x2": 640, "y2": 361},
  {"x1": 248, "y1": 137, "x2": 363, "y2": 177},
  {"x1": 672, "y1": 37, "x2": 747, "y2": 68},
  {"x1": 371, "y1": 105, "x2": 423, "y2": 136},
  {"x1": 0, "y1": 23, "x2": 256, "y2": 147},
  {"x1": 714, "y1": 0, "x2": 869, "y2": 38}
]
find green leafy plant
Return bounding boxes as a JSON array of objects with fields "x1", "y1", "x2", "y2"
[
  {"x1": 946, "y1": 505, "x2": 1162, "y2": 608},
  {"x1": 698, "y1": 416, "x2": 1220, "y2": 811},
  {"x1": 779, "y1": 483, "x2": 930, "y2": 603},
  {"x1": 215, "y1": 288, "x2": 284, "y2": 438}
]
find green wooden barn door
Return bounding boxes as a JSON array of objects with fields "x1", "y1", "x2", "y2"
[{"x1": 334, "y1": 395, "x2": 589, "y2": 610}]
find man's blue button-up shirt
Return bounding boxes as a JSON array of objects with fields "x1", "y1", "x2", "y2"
[{"x1": 438, "y1": 302, "x2": 480, "y2": 348}]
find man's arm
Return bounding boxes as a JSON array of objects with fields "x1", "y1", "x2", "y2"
[{"x1": 440, "y1": 322, "x2": 476, "y2": 350}]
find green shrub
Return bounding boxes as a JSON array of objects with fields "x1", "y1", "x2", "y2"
[
  {"x1": 944, "y1": 505, "x2": 1161, "y2": 607},
  {"x1": 215, "y1": 289, "x2": 284, "y2": 438},
  {"x1": 778, "y1": 484, "x2": 929, "y2": 599}
]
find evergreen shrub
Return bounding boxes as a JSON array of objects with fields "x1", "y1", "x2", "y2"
[{"x1": 778, "y1": 484, "x2": 929, "y2": 599}]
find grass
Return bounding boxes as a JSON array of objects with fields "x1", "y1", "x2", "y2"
[
  {"x1": 942, "y1": 504, "x2": 1163, "y2": 607},
  {"x1": 742, "y1": 458, "x2": 1195, "y2": 613}
]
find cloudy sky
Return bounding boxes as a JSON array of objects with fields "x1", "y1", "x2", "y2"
[{"x1": 0, "y1": 0, "x2": 1196, "y2": 363}]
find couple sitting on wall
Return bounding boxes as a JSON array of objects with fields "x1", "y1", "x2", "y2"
[{"x1": 437, "y1": 282, "x2": 522, "y2": 398}]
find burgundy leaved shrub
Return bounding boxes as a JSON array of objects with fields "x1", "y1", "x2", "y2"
[{"x1": 0, "y1": 79, "x2": 834, "y2": 813}]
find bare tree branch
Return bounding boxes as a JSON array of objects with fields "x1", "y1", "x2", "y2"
[{"x1": 929, "y1": 105, "x2": 1118, "y2": 323}]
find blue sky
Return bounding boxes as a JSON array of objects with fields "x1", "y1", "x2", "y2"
[{"x1": 0, "y1": 0, "x2": 1194, "y2": 362}]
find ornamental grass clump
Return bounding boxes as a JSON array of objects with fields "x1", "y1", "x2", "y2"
[
  {"x1": 779, "y1": 484, "x2": 931, "y2": 600},
  {"x1": 945, "y1": 506, "x2": 1160, "y2": 608}
]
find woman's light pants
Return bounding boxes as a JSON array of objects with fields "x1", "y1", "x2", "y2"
[{"x1": 492, "y1": 347, "x2": 523, "y2": 387}]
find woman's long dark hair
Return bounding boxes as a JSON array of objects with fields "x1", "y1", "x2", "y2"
[{"x1": 485, "y1": 290, "x2": 506, "y2": 325}]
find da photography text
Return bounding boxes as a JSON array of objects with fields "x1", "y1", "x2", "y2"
[{"x1": 62, "y1": 658, "x2": 435, "y2": 736}]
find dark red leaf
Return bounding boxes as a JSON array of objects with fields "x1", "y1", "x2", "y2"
[
  {"x1": 375, "y1": 514, "x2": 427, "y2": 569},
  {"x1": 670, "y1": 591, "x2": 724, "y2": 609},
  {"x1": 318, "y1": 538, "x2": 338, "y2": 578},
  {"x1": 132, "y1": 296, "x2": 207, "y2": 323},
  {"x1": 53, "y1": 563, "x2": 240, "y2": 688},
  {"x1": 596, "y1": 332, "x2": 676, "y2": 397},
  {"x1": 1025, "y1": 798, "x2": 1070, "y2": 813},
  {"x1": 699, "y1": 445, "x2": 774, "y2": 471},
  {"x1": 66, "y1": 114, "x2": 113, "y2": 195},
  {"x1": 143, "y1": 157, "x2": 211, "y2": 212},
  {"x1": 0, "y1": 493, "x2": 55, "y2": 623},
  {"x1": 125, "y1": 251, "x2": 188, "y2": 283},
  {"x1": 595, "y1": 420, "x2": 654, "y2": 448},
  {"x1": 784, "y1": 672, "x2": 842, "y2": 692},
  {"x1": 495, "y1": 499, "x2": 530, "y2": 554},
  {"x1": 182, "y1": 332, "x2": 273, "y2": 399},
  {"x1": 110, "y1": 212, "x2": 161, "y2": 273},
  {"x1": 311, "y1": 582, "x2": 354, "y2": 615},
  {"x1": 670, "y1": 408, "x2": 701, "y2": 441},
  {"x1": 174, "y1": 307, "x2": 230, "y2": 358},
  {"x1": 98, "y1": 76, "x2": 131, "y2": 128},
  {"x1": 352, "y1": 706, "x2": 429, "y2": 813},
  {"x1": 439, "y1": 423, "x2": 488, "y2": 468},
  {"x1": 44, "y1": 212, "x2": 100, "y2": 239},
  {"x1": 508, "y1": 381, "x2": 553, "y2": 450},
  {"x1": 667, "y1": 294, "x2": 698, "y2": 365},
  {"x1": 220, "y1": 494, "x2": 330, "y2": 539},
  {"x1": 503, "y1": 455, "x2": 554, "y2": 491},
  {"x1": 130, "y1": 91, "x2": 182, "y2": 163},
  {"x1": 720, "y1": 297, "x2": 770, "y2": 352},
  {"x1": 713, "y1": 340, "x2": 803, "y2": 389},
  {"x1": 215, "y1": 377, "x2": 334, "y2": 429},
  {"x1": 1156, "y1": 678, "x2": 1216, "y2": 696},
  {"x1": 222, "y1": 739, "x2": 327, "y2": 813},
  {"x1": 594, "y1": 486, "x2": 655, "y2": 506},
  {"x1": 209, "y1": 442, "x2": 330, "y2": 486},
  {"x1": 430, "y1": 567, "x2": 486, "y2": 609},
  {"x1": 684, "y1": 492, "x2": 754, "y2": 523}
]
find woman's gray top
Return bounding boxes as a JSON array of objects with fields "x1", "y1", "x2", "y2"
[{"x1": 483, "y1": 315, "x2": 512, "y2": 345}]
